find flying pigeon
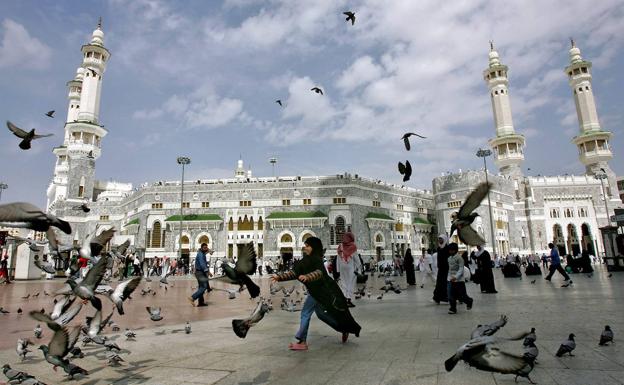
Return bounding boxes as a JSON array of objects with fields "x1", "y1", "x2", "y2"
[
  {"x1": 66, "y1": 255, "x2": 109, "y2": 310},
  {"x1": 105, "y1": 276, "x2": 141, "y2": 315},
  {"x1": 45, "y1": 110, "x2": 55, "y2": 118},
  {"x1": 401, "y1": 132, "x2": 426, "y2": 151},
  {"x1": 34, "y1": 257, "x2": 56, "y2": 274},
  {"x1": 16, "y1": 338, "x2": 33, "y2": 361},
  {"x1": 0, "y1": 202, "x2": 72, "y2": 234},
  {"x1": 87, "y1": 68, "x2": 97, "y2": 77},
  {"x1": 72, "y1": 203, "x2": 90, "y2": 213},
  {"x1": 599, "y1": 325, "x2": 613, "y2": 346},
  {"x1": 311, "y1": 87, "x2": 323, "y2": 95},
  {"x1": 276, "y1": 100, "x2": 283, "y2": 107},
  {"x1": 445, "y1": 332, "x2": 534, "y2": 384},
  {"x1": 30, "y1": 305, "x2": 83, "y2": 332},
  {"x1": 523, "y1": 328, "x2": 536, "y2": 346},
  {"x1": 50, "y1": 296, "x2": 76, "y2": 320},
  {"x1": 6, "y1": 121, "x2": 53, "y2": 150},
  {"x1": 398, "y1": 160, "x2": 412, "y2": 182},
  {"x1": 450, "y1": 182, "x2": 491, "y2": 246},
  {"x1": 232, "y1": 300, "x2": 270, "y2": 339},
  {"x1": 38, "y1": 326, "x2": 87, "y2": 379},
  {"x1": 185, "y1": 321, "x2": 191, "y2": 334},
  {"x1": 343, "y1": 11, "x2": 355, "y2": 25},
  {"x1": 146, "y1": 307, "x2": 163, "y2": 321},
  {"x1": 556, "y1": 334, "x2": 576, "y2": 357},
  {"x1": 214, "y1": 242, "x2": 260, "y2": 298},
  {"x1": 471, "y1": 315, "x2": 508, "y2": 339}
]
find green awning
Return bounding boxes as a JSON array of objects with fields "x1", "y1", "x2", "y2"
[
  {"x1": 413, "y1": 217, "x2": 432, "y2": 225},
  {"x1": 125, "y1": 218, "x2": 140, "y2": 226},
  {"x1": 165, "y1": 214, "x2": 223, "y2": 222},
  {"x1": 266, "y1": 211, "x2": 327, "y2": 219},
  {"x1": 365, "y1": 212, "x2": 394, "y2": 221}
]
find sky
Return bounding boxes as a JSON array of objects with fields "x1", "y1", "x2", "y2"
[{"x1": 0, "y1": 0, "x2": 623, "y2": 208}]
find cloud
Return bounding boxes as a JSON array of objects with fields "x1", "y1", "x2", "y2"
[
  {"x1": 336, "y1": 56, "x2": 384, "y2": 92},
  {"x1": 0, "y1": 19, "x2": 51, "y2": 69}
]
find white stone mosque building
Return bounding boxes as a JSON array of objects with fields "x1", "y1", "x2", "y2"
[{"x1": 43, "y1": 22, "x2": 621, "y2": 268}]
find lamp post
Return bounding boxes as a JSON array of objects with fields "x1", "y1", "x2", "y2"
[
  {"x1": 0, "y1": 182, "x2": 7, "y2": 202},
  {"x1": 476, "y1": 148, "x2": 497, "y2": 258},
  {"x1": 176, "y1": 156, "x2": 191, "y2": 262},
  {"x1": 269, "y1": 157, "x2": 278, "y2": 179}
]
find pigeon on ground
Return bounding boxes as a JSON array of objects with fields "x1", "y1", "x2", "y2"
[
  {"x1": 6, "y1": 121, "x2": 54, "y2": 150},
  {"x1": 401, "y1": 132, "x2": 426, "y2": 151},
  {"x1": 22, "y1": 294, "x2": 30, "y2": 299},
  {"x1": 146, "y1": 307, "x2": 163, "y2": 321},
  {"x1": 69, "y1": 346, "x2": 84, "y2": 358},
  {"x1": 377, "y1": 292, "x2": 384, "y2": 300},
  {"x1": 33, "y1": 292, "x2": 40, "y2": 298},
  {"x1": 276, "y1": 100, "x2": 283, "y2": 107},
  {"x1": 450, "y1": 182, "x2": 491, "y2": 246},
  {"x1": 45, "y1": 110, "x2": 55, "y2": 118},
  {"x1": 214, "y1": 242, "x2": 260, "y2": 298},
  {"x1": 232, "y1": 300, "x2": 270, "y2": 339},
  {"x1": 523, "y1": 340, "x2": 539, "y2": 366},
  {"x1": 398, "y1": 161, "x2": 412, "y2": 182},
  {"x1": 0, "y1": 202, "x2": 72, "y2": 234},
  {"x1": 0, "y1": 307, "x2": 9, "y2": 314},
  {"x1": 2, "y1": 364, "x2": 36, "y2": 383},
  {"x1": 471, "y1": 315, "x2": 508, "y2": 339},
  {"x1": 311, "y1": 87, "x2": 323, "y2": 95},
  {"x1": 44, "y1": 290, "x2": 50, "y2": 296},
  {"x1": 523, "y1": 328, "x2": 536, "y2": 346},
  {"x1": 281, "y1": 286, "x2": 296, "y2": 297},
  {"x1": 39, "y1": 326, "x2": 87, "y2": 379},
  {"x1": 445, "y1": 332, "x2": 534, "y2": 384},
  {"x1": 530, "y1": 279, "x2": 536, "y2": 284},
  {"x1": 17, "y1": 338, "x2": 33, "y2": 360},
  {"x1": 556, "y1": 334, "x2": 576, "y2": 357},
  {"x1": 125, "y1": 329, "x2": 136, "y2": 340},
  {"x1": 105, "y1": 276, "x2": 141, "y2": 315},
  {"x1": 185, "y1": 321, "x2": 191, "y2": 334},
  {"x1": 599, "y1": 325, "x2": 613, "y2": 346},
  {"x1": 34, "y1": 325, "x2": 43, "y2": 339},
  {"x1": 106, "y1": 352, "x2": 124, "y2": 366},
  {"x1": 343, "y1": 11, "x2": 355, "y2": 25},
  {"x1": 105, "y1": 341, "x2": 121, "y2": 351},
  {"x1": 17, "y1": 308, "x2": 22, "y2": 314}
]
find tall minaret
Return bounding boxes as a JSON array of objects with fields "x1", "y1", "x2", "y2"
[
  {"x1": 235, "y1": 157, "x2": 246, "y2": 180},
  {"x1": 484, "y1": 42, "x2": 525, "y2": 178},
  {"x1": 47, "y1": 19, "x2": 110, "y2": 209},
  {"x1": 566, "y1": 40, "x2": 615, "y2": 183}
]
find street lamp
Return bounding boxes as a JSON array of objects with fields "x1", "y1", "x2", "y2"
[
  {"x1": 0, "y1": 182, "x2": 7, "y2": 202},
  {"x1": 594, "y1": 169, "x2": 611, "y2": 226},
  {"x1": 176, "y1": 156, "x2": 191, "y2": 262},
  {"x1": 476, "y1": 148, "x2": 497, "y2": 258},
  {"x1": 269, "y1": 157, "x2": 278, "y2": 179}
]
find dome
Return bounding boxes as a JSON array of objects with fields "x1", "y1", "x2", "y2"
[
  {"x1": 75, "y1": 67, "x2": 85, "y2": 81},
  {"x1": 91, "y1": 28, "x2": 104, "y2": 46},
  {"x1": 488, "y1": 50, "x2": 500, "y2": 66},
  {"x1": 569, "y1": 46, "x2": 582, "y2": 63}
]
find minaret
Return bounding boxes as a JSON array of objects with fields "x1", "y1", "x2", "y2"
[
  {"x1": 484, "y1": 42, "x2": 525, "y2": 178},
  {"x1": 47, "y1": 19, "x2": 110, "y2": 208},
  {"x1": 235, "y1": 157, "x2": 246, "y2": 180},
  {"x1": 566, "y1": 39, "x2": 615, "y2": 182}
]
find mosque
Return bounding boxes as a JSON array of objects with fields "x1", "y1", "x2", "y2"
[{"x1": 43, "y1": 22, "x2": 622, "y2": 268}]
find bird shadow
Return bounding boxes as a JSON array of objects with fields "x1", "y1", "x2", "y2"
[{"x1": 238, "y1": 370, "x2": 271, "y2": 385}]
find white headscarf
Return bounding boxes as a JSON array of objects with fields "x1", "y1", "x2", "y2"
[
  {"x1": 438, "y1": 234, "x2": 449, "y2": 248},
  {"x1": 475, "y1": 245, "x2": 486, "y2": 257}
]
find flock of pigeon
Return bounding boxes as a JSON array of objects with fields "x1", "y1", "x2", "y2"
[{"x1": 445, "y1": 315, "x2": 615, "y2": 384}]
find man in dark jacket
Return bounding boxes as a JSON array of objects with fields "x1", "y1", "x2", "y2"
[
  {"x1": 545, "y1": 243, "x2": 572, "y2": 284},
  {"x1": 188, "y1": 243, "x2": 213, "y2": 307},
  {"x1": 433, "y1": 234, "x2": 449, "y2": 303}
]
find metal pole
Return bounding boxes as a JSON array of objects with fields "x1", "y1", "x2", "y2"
[
  {"x1": 0, "y1": 182, "x2": 7, "y2": 202},
  {"x1": 482, "y1": 154, "x2": 498, "y2": 258},
  {"x1": 599, "y1": 176, "x2": 610, "y2": 226},
  {"x1": 176, "y1": 157, "x2": 191, "y2": 263}
]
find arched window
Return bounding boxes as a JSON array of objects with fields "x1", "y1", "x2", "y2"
[
  {"x1": 181, "y1": 235, "x2": 190, "y2": 249},
  {"x1": 151, "y1": 221, "x2": 162, "y2": 248},
  {"x1": 257, "y1": 216, "x2": 263, "y2": 230},
  {"x1": 228, "y1": 217, "x2": 234, "y2": 231},
  {"x1": 302, "y1": 233, "x2": 313, "y2": 243},
  {"x1": 375, "y1": 234, "x2": 383, "y2": 243},
  {"x1": 239, "y1": 215, "x2": 253, "y2": 231},
  {"x1": 78, "y1": 176, "x2": 85, "y2": 198},
  {"x1": 281, "y1": 233, "x2": 292, "y2": 243},
  {"x1": 335, "y1": 216, "x2": 346, "y2": 244},
  {"x1": 198, "y1": 235, "x2": 209, "y2": 246}
]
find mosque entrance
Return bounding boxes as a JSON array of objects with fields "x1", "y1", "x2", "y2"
[
  {"x1": 280, "y1": 247, "x2": 293, "y2": 271},
  {"x1": 581, "y1": 223, "x2": 595, "y2": 255},
  {"x1": 567, "y1": 224, "x2": 580, "y2": 256}
]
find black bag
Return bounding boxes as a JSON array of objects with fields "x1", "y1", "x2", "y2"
[{"x1": 356, "y1": 272, "x2": 368, "y2": 284}]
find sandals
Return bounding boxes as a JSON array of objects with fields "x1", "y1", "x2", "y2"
[{"x1": 288, "y1": 342, "x2": 308, "y2": 351}]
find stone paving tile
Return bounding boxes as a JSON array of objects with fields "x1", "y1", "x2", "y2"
[{"x1": 379, "y1": 362, "x2": 438, "y2": 385}]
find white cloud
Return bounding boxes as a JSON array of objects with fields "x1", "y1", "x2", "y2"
[
  {"x1": 0, "y1": 19, "x2": 51, "y2": 69},
  {"x1": 337, "y1": 56, "x2": 384, "y2": 92}
]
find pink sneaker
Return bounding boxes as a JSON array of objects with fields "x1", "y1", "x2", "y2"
[{"x1": 288, "y1": 342, "x2": 308, "y2": 351}]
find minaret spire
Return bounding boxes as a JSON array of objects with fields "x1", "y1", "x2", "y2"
[
  {"x1": 484, "y1": 43, "x2": 525, "y2": 178},
  {"x1": 97, "y1": 16, "x2": 102, "y2": 30}
]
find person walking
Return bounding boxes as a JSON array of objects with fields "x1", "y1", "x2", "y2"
[
  {"x1": 432, "y1": 234, "x2": 450, "y2": 304},
  {"x1": 475, "y1": 245, "x2": 497, "y2": 293},
  {"x1": 271, "y1": 236, "x2": 361, "y2": 350},
  {"x1": 541, "y1": 253, "x2": 549, "y2": 270},
  {"x1": 404, "y1": 247, "x2": 416, "y2": 286},
  {"x1": 133, "y1": 254, "x2": 142, "y2": 276},
  {"x1": 188, "y1": 243, "x2": 213, "y2": 307},
  {"x1": 0, "y1": 255, "x2": 10, "y2": 284},
  {"x1": 336, "y1": 232, "x2": 361, "y2": 308},
  {"x1": 447, "y1": 243, "x2": 473, "y2": 314},
  {"x1": 418, "y1": 249, "x2": 436, "y2": 288},
  {"x1": 544, "y1": 243, "x2": 572, "y2": 285}
]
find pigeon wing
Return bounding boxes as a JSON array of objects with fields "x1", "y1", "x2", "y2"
[
  {"x1": 403, "y1": 160, "x2": 412, "y2": 182},
  {"x1": 56, "y1": 304, "x2": 83, "y2": 326},
  {"x1": 87, "y1": 310, "x2": 102, "y2": 337},
  {"x1": 90, "y1": 228, "x2": 116, "y2": 256},
  {"x1": 34, "y1": 259, "x2": 56, "y2": 274},
  {"x1": 235, "y1": 242, "x2": 257, "y2": 275},
  {"x1": 115, "y1": 239, "x2": 131, "y2": 256},
  {"x1": 458, "y1": 225, "x2": 486, "y2": 247},
  {"x1": 29, "y1": 310, "x2": 61, "y2": 331},
  {"x1": 32, "y1": 132, "x2": 54, "y2": 139},
  {"x1": 6, "y1": 121, "x2": 28, "y2": 138},
  {"x1": 398, "y1": 162, "x2": 406, "y2": 175},
  {"x1": 0, "y1": 202, "x2": 47, "y2": 223},
  {"x1": 475, "y1": 347, "x2": 529, "y2": 374},
  {"x1": 48, "y1": 328, "x2": 71, "y2": 358},
  {"x1": 82, "y1": 255, "x2": 109, "y2": 289},
  {"x1": 458, "y1": 182, "x2": 491, "y2": 217},
  {"x1": 403, "y1": 137, "x2": 411, "y2": 151},
  {"x1": 114, "y1": 277, "x2": 141, "y2": 301}
]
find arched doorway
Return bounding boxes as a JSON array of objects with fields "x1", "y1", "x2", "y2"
[
  {"x1": 567, "y1": 224, "x2": 580, "y2": 256},
  {"x1": 180, "y1": 235, "x2": 190, "y2": 268},
  {"x1": 279, "y1": 233, "x2": 294, "y2": 271},
  {"x1": 553, "y1": 224, "x2": 566, "y2": 256},
  {"x1": 581, "y1": 223, "x2": 594, "y2": 255}
]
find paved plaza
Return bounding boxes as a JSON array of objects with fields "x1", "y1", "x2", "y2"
[{"x1": 1, "y1": 267, "x2": 623, "y2": 385}]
